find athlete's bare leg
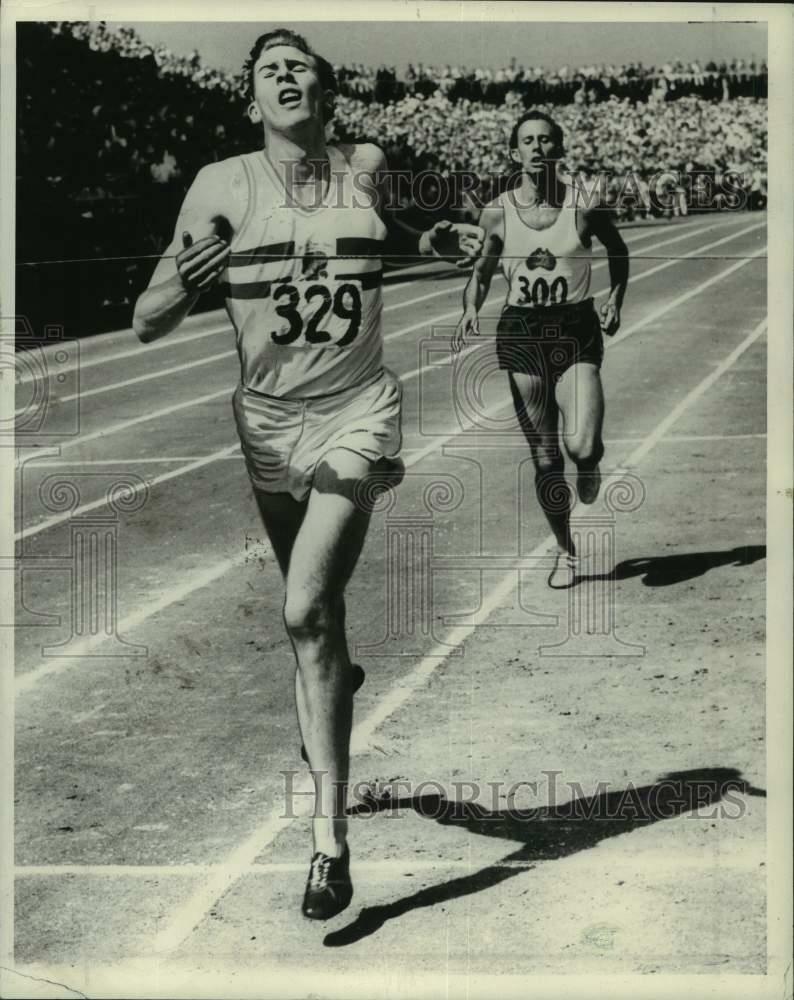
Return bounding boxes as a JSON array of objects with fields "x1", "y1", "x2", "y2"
[
  {"x1": 254, "y1": 489, "x2": 354, "y2": 647},
  {"x1": 253, "y1": 490, "x2": 307, "y2": 577},
  {"x1": 555, "y1": 361, "x2": 605, "y2": 467},
  {"x1": 256, "y1": 449, "x2": 393, "y2": 859},
  {"x1": 508, "y1": 372, "x2": 574, "y2": 556},
  {"x1": 556, "y1": 362, "x2": 605, "y2": 504}
]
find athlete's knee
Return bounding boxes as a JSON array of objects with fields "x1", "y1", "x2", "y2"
[
  {"x1": 283, "y1": 590, "x2": 339, "y2": 640},
  {"x1": 532, "y1": 444, "x2": 564, "y2": 478},
  {"x1": 566, "y1": 435, "x2": 604, "y2": 468}
]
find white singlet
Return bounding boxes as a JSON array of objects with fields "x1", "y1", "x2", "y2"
[
  {"x1": 221, "y1": 146, "x2": 387, "y2": 399},
  {"x1": 497, "y1": 184, "x2": 592, "y2": 309}
]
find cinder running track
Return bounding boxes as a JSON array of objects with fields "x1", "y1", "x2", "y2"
[{"x1": 10, "y1": 213, "x2": 767, "y2": 995}]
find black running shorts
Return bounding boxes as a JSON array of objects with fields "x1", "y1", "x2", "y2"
[{"x1": 495, "y1": 298, "x2": 604, "y2": 381}]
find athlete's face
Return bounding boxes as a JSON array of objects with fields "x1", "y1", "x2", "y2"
[
  {"x1": 511, "y1": 120, "x2": 562, "y2": 174},
  {"x1": 249, "y1": 45, "x2": 327, "y2": 132}
]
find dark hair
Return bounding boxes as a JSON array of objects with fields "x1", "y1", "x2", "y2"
[
  {"x1": 509, "y1": 110, "x2": 565, "y2": 153},
  {"x1": 243, "y1": 29, "x2": 338, "y2": 115}
]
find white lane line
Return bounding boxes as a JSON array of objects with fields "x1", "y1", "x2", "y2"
[
  {"x1": 14, "y1": 217, "x2": 736, "y2": 387},
  {"x1": 13, "y1": 282, "x2": 457, "y2": 406},
  {"x1": 24, "y1": 433, "x2": 767, "y2": 468},
  {"x1": 15, "y1": 845, "x2": 764, "y2": 879},
  {"x1": 15, "y1": 216, "x2": 756, "y2": 420},
  {"x1": 19, "y1": 296, "x2": 464, "y2": 416},
  {"x1": 11, "y1": 267, "x2": 452, "y2": 380},
  {"x1": 383, "y1": 279, "x2": 471, "y2": 314},
  {"x1": 15, "y1": 211, "x2": 744, "y2": 438},
  {"x1": 614, "y1": 315, "x2": 767, "y2": 470},
  {"x1": 14, "y1": 386, "x2": 513, "y2": 692},
  {"x1": 374, "y1": 219, "x2": 740, "y2": 342},
  {"x1": 388, "y1": 217, "x2": 744, "y2": 325},
  {"x1": 17, "y1": 221, "x2": 716, "y2": 414},
  {"x1": 14, "y1": 243, "x2": 767, "y2": 541},
  {"x1": 0, "y1": 256, "x2": 565, "y2": 475},
  {"x1": 14, "y1": 298, "x2": 485, "y2": 460},
  {"x1": 24, "y1": 456, "x2": 242, "y2": 466},
  {"x1": 14, "y1": 339, "x2": 482, "y2": 539},
  {"x1": 14, "y1": 444, "x2": 240, "y2": 544},
  {"x1": 616, "y1": 220, "x2": 764, "y2": 287},
  {"x1": 14, "y1": 387, "x2": 235, "y2": 470},
  {"x1": 15, "y1": 341, "x2": 485, "y2": 539},
  {"x1": 14, "y1": 549, "x2": 247, "y2": 695},
  {"x1": 658, "y1": 432, "x2": 767, "y2": 442},
  {"x1": 71, "y1": 703, "x2": 107, "y2": 725},
  {"x1": 610, "y1": 244, "x2": 765, "y2": 347},
  {"x1": 15, "y1": 322, "x2": 233, "y2": 383},
  {"x1": 12, "y1": 277, "x2": 448, "y2": 388},
  {"x1": 384, "y1": 215, "x2": 755, "y2": 323},
  {"x1": 16, "y1": 310, "x2": 768, "y2": 952},
  {"x1": 14, "y1": 348, "x2": 238, "y2": 414},
  {"x1": 387, "y1": 221, "x2": 764, "y2": 345},
  {"x1": 151, "y1": 310, "x2": 769, "y2": 959}
]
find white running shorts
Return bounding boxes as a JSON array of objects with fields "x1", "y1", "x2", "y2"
[{"x1": 232, "y1": 368, "x2": 403, "y2": 501}]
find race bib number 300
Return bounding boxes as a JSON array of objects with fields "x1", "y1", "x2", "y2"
[
  {"x1": 517, "y1": 274, "x2": 569, "y2": 307},
  {"x1": 269, "y1": 282, "x2": 362, "y2": 347}
]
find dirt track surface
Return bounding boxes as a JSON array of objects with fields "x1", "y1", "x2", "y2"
[{"x1": 9, "y1": 214, "x2": 769, "y2": 996}]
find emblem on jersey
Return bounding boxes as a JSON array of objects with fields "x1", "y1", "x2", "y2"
[
  {"x1": 300, "y1": 240, "x2": 330, "y2": 280},
  {"x1": 526, "y1": 247, "x2": 556, "y2": 272}
]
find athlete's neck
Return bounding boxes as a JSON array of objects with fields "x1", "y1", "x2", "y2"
[
  {"x1": 520, "y1": 167, "x2": 565, "y2": 208},
  {"x1": 264, "y1": 126, "x2": 329, "y2": 183}
]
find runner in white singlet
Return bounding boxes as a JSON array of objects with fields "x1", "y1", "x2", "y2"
[
  {"x1": 223, "y1": 145, "x2": 387, "y2": 399},
  {"x1": 133, "y1": 28, "x2": 484, "y2": 921},
  {"x1": 453, "y1": 110, "x2": 629, "y2": 589},
  {"x1": 499, "y1": 183, "x2": 593, "y2": 310}
]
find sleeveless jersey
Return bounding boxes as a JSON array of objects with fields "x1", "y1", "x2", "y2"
[
  {"x1": 498, "y1": 184, "x2": 592, "y2": 309},
  {"x1": 221, "y1": 147, "x2": 387, "y2": 399}
]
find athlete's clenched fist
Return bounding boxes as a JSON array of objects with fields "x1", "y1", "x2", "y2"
[
  {"x1": 422, "y1": 220, "x2": 486, "y2": 265},
  {"x1": 176, "y1": 231, "x2": 231, "y2": 292}
]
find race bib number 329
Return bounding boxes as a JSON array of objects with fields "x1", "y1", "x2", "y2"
[{"x1": 269, "y1": 282, "x2": 362, "y2": 347}]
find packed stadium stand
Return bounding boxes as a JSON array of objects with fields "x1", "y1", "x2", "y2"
[{"x1": 16, "y1": 21, "x2": 767, "y2": 337}]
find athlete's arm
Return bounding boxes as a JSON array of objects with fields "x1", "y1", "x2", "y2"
[
  {"x1": 349, "y1": 143, "x2": 483, "y2": 264},
  {"x1": 452, "y1": 205, "x2": 503, "y2": 353},
  {"x1": 418, "y1": 218, "x2": 485, "y2": 263},
  {"x1": 582, "y1": 196, "x2": 629, "y2": 337},
  {"x1": 133, "y1": 163, "x2": 232, "y2": 343}
]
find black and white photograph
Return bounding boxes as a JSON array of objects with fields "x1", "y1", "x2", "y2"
[{"x1": 1, "y1": 2, "x2": 791, "y2": 997}]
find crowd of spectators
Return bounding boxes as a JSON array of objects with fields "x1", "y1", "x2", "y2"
[
  {"x1": 16, "y1": 20, "x2": 767, "y2": 336},
  {"x1": 335, "y1": 56, "x2": 767, "y2": 106},
  {"x1": 330, "y1": 89, "x2": 767, "y2": 215}
]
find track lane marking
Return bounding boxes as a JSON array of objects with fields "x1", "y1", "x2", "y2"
[
  {"x1": 14, "y1": 216, "x2": 748, "y2": 386},
  {"x1": 20, "y1": 434, "x2": 768, "y2": 467},
  {"x1": 14, "y1": 240, "x2": 766, "y2": 540},
  {"x1": 14, "y1": 220, "x2": 725, "y2": 412},
  {"x1": 147, "y1": 286, "x2": 769, "y2": 956}
]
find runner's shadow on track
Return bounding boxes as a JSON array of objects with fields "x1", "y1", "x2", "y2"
[
  {"x1": 325, "y1": 766, "x2": 765, "y2": 947},
  {"x1": 579, "y1": 545, "x2": 765, "y2": 588}
]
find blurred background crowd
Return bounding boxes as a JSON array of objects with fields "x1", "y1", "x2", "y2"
[
  {"x1": 336, "y1": 55, "x2": 766, "y2": 105},
  {"x1": 16, "y1": 21, "x2": 768, "y2": 336}
]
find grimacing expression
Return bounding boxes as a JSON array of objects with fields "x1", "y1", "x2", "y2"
[
  {"x1": 248, "y1": 44, "x2": 328, "y2": 131},
  {"x1": 511, "y1": 120, "x2": 563, "y2": 173}
]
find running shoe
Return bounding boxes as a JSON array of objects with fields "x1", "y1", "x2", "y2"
[
  {"x1": 547, "y1": 550, "x2": 579, "y2": 589},
  {"x1": 300, "y1": 664, "x2": 365, "y2": 765},
  {"x1": 302, "y1": 844, "x2": 353, "y2": 920},
  {"x1": 577, "y1": 464, "x2": 601, "y2": 505}
]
